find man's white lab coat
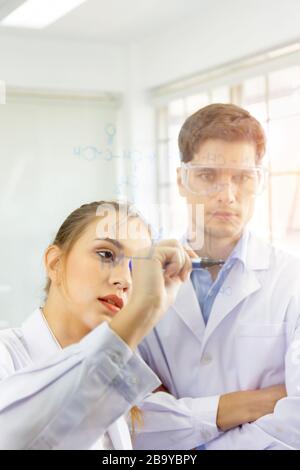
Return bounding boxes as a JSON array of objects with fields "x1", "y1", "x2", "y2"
[{"x1": 135, "y1": 233, "x2": 300, "y2": 450}]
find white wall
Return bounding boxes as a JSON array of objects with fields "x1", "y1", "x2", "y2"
[
  {"x1": 0, "y1": 32, "x2": 126, "y2": 93},
  {"x1": 2, "y1": 0, "x2": 300, "y2": 159},
  {"x1": 119, "y1": 45, "x2": 157, "y2": 211},
  {"x1": 138, "y1": 0, "x2": 300, "y2": 89},
  {"x1": 0, "y1": 32, "x2": 128, "y2": 326}
]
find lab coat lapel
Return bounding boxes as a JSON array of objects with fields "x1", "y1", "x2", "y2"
[
  {"x1": 201, "y1": 234, "x2": 271, "y2": 350},
  {"x1": 21, "y1": 308, "x2": 61, "y2": 359},
  {"x1": 172, "y1": 278, "x2": 205, "y2": 344},
  {"x1": 201, "y1": 264, "x2": 261, "y2": 349},
  {"x1": 107, "y1": 416, "x2": 132, "y2": 450}
]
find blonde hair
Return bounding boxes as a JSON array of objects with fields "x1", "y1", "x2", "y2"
[{"x1": 44, "y1": 200, "x2": 147, "y2": 432}]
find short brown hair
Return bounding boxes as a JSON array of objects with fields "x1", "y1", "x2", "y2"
[{"x1": 178, "y1": 103, "x2": 266, "y2": 163}]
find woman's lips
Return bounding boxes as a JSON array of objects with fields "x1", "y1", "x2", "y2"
[
  {"x1": 98, "y1": 299, "x2": 121, "y2": 315},
  {"x1": 97, "y1": 294, "x2": 124, "y2": 316}
]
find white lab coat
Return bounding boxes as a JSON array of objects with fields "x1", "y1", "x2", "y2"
[
  {"x1": 135, "y1": 232, "x2": 300, "y2": 450},
  {"x1": 0, "y1": 309, "x2": 160, "y2": 450}
]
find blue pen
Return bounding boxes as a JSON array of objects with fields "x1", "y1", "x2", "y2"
[
  {"x1": 190, "y1": 258, "x2": 225, "y2": 269},
  {"x1": 128, "y1": 257, "x2": 224, "y2": 272}
]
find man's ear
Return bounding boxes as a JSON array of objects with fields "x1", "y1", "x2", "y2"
[
  {"x1": 44, "y1": 245, "x2": 63, "y2": 286},
  {"x1": 176, "y1": 167, "x2": 187, "y2": 197}
]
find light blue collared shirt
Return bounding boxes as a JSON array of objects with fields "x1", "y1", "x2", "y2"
[
  {"x1": 190, "y1": 230, "x2": 249, "y2": 325},
  {"x1": 191, "y1": 231, "x2": 249, "y2": 450}
]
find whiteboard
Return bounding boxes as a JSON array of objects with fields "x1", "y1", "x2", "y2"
[{"x1": 0, "y1": 92, "x2": 120, "y2": 326}]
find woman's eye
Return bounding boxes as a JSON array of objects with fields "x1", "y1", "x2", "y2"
[{"x1": 96, "y1": 250, "x2": 115, "y2": 262}]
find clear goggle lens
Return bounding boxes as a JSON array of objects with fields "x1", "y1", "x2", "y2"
[{"x1": 181, "y1": 164, "x2": 267, "y2": 196}]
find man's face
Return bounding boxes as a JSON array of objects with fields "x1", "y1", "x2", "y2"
[{"x1": 177, "y1": 139, "x2": 258, "y2": 244}]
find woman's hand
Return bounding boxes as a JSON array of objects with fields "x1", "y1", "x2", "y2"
[
  {"x1": 129, "y1": 239, "x2": 192, "y2": 323},
  {"x1": 109, "y1": 240, "x2": 192, "y2": 350}
]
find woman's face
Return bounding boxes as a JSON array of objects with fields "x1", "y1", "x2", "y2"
[{"x1": 56, "y1": 212, "x2": 152, "y2": 330}]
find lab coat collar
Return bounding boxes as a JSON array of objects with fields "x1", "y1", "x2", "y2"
[
  {"x1": 245, "y1": 232, "x2": 271, "y2": 270},
  {"x1": 201, "y1": 262, "x2": 261, "y2": 350},
  {"x1": 228, "y1": 228, "x2": 249, "y2": 267},
  {"x1": 21, "y1": 308, "x2": 60, "y2": 361},
  {"x1": 172, "y1": 233, "x2": 271, "y2": 348},
  {"x1": 172, "y1": 277, "x2": 206, "y2": 344}
]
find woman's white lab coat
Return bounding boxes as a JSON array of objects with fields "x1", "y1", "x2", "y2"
[{"x1": 0, "y1": 309, "x2": 160, "y2": 450}]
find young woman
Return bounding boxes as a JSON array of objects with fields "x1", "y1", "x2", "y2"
[{"x1": 0, "y1": 200, "x2": 192, "y2": 450}]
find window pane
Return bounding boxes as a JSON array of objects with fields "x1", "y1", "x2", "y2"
[
  {"x1": 168, "y1": 137, "x2": 181, "y2": 174},
  {"x1": 168, "y1": 120, "x2": 182, "y2": 173},
  {"x1": 169, "y1": 122, "x2": 182, "y2": 143},
  {"x1": 157, "y1": 187, "x2": 172, "y2": 236},
  {"x1": 269, "y1": 66, "x2": 300, "y2": 94},
  {"x1": 268, "y1": 66, "x2": 300, "y2": 119},
  {"x1": 157, "y1": 107, "x2": 168, "y2": 140},
  {"x1": 168, "y1": 99, "x2": 185, "y2": 125},
  {"x1": 169, "y1": 184, "x2": 188, "y2": 237},
  {"x1": 158, "y1": 185, "x2": 187, "y2": 238},
  {"x1": 288, "y1": 176, "x2": 300, "y2": 232},
  {"x1": 268, "y1": 92, "x2": 300, "y2": 119},
  {"x1": 242, "y1": 76, "x2": 267, "y2": 122},
  {"x1": 243, "y1": 76, "x2": 266, "y2": 103},
  {"x1": 185, "y1": 93, "x2": 209, "y2": 115},
  {"x1": 244, "y1": 102, "x2": 268, "y2": 123},
  {"x1": 268, "y1": 115, "x2": 300, "y2": 171},
  {"x1": 248, "y1": 184, "x2": 270, "y2": 240},
  {"x1": 211, "y1": 86, "x2": 230, "y2": 103},
  {"x1": 157, "y1": 141, "x2": 169, "y2": 184},
  {"x1": 271, "y1": 174, "x2": 300, "y2": 254}
]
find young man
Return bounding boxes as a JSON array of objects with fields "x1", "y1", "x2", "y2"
[{"x1": 134, "y1": 104, "x2": 300, "y2": 450}]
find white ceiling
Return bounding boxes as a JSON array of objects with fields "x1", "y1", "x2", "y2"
[{"x1": 0, "y1": 0, "x2": 206, "y2": 44}]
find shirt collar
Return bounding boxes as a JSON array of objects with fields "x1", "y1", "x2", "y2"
[
  {"x1": 21, "y1": 308, "x2": 61, "y2": 362},
  {"x1": 226, "y1": 229, "x2": 249, "y2": 268},
  {"x1": 182, "y1": 229, "x2": 249, "y2": 271}
]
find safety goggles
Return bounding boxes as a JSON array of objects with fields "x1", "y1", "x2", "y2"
[{"x1": 180, "y1": 163, "x2": 268, "y2": 197}]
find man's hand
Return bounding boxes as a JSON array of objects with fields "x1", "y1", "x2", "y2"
[{"x1": 217, "y1": 384, "x2": 287, "y2": 431}]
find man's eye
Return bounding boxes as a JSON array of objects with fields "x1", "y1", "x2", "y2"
[
  {"x1": 234, "y1": 173, "x2": 252, "y2": 183},
  {"x1": 196, "y1": 172, "x2": 215, "y2": 182},
  {"x1": 96, "y1": 250, "x2": 115, "y2": 262},
  {"x1": 242, "y1": 175, "x2": 250, "y2": 182}
]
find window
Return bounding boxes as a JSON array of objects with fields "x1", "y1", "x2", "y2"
[{"x1": 155, "y1": 65, "x2": 300, "y2": 255}]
